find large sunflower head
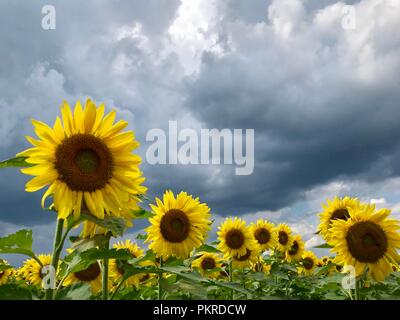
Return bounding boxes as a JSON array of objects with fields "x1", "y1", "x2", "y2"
[
  {"x1": 330, "y1": 205, "x2": 400, "y2": 282},
  {"x1": 318, "y1": 196, "x2": 361, "y2": 243},
  {"x1": 191, "y1": 252, "x2": 222, "y2": 278},
  {"x1": 297, "y1": 251, "x2": 318, "y2": 276},
  {"x1": 275, "y1": 224, "x2": 293, "y2": 251},
  {"x1": 217, "y1": 217, "x2": 259, "y2": 260},
  {"x1": 285, "y1": 234, "x2": 305, "y2": 262},
  {"x1": 109, "y1": 240, "x2": 145, "y2": 288},
  {"x1": 145, "y1": 190, "x2": 211, "y2": 260},
  {"x1": 18, "y1": 99, "x2": 146, "y2": 230},
  {"x1": 20, "y1": 254, "x2": 52, "y2": 287},
  {"x1": 250, "y1": 220, "x2": 278, "y2": 252},
  {"x1": 64, "y1": 261, "x2": 103, "y2": 294}
]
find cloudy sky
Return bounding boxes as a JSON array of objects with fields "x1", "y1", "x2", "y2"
[{"x1": 1, "y1": 0, "x2": 400, "y2": 264}]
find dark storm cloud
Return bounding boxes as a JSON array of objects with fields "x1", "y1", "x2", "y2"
[{"x1": 1, "y1": 0, "x2": 400, "y2": 228}]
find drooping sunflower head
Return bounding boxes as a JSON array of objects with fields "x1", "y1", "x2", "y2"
[
  {"x1": 18, "y1": 99, "x2": 146, "y2": 227},
  {"x1": 145, "y1": 190, "x2": 211, "y2": 260},
  {"x1": 232, "y1": 249, "x2": 260, "y2": 269},
  {"x1": 64, "y1": 261, "x2": 103, "y2": 294},
  {"x1": 252, "y1": 260, "x2": 271, "y2": 274},
  {"x1": 250, "y1": 220, "x2": 278, "y2": 252},
  {"x1": 317, "y1": 196, "x2": 361, "y2": 243},
  {"x1": 192, "y1": 252, "x2": 222, "y2": 278},
  {"x1": 285, "y1": 234, "x2": 305, "y2": 262},
  {"x1": 275, "y1": 224, "x2": 293, "y2": 251},
  {"x1": 109, "y1": 240, "x2": 145, "y2": 288},
  {"x1": 298, "y1": 251, "x2": 318, "y2": 276},
  {"x1": 20, "y1": 254, "x2": 52, "y2": 287},
  {"x1": 217, "y1": 217, "x2": 259, "y2": 260},
  {"x1": 330, "y1": 205, "x2": 400, "y2": 282}
]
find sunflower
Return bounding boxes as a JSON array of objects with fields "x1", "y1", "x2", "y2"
[
  {"x1": 330, "y1": 205, "x2": 400, "y2": 281},
  {"x1": 64, "y1": 261, "x2": 102, "y2": 294},
  {"x1": 297, "y1": 251, "x2": 318, "y2": 276},
  {"x1": 0, "y1": 261, "x2": 14, "y2": 285},
  {"x1": 391, "y1": 263, "x2": 399, "y2": 272},
  {"x1": 250, "y1": 220, "x2": 278, "y2": 252},
  {"x1": 20, "y1": 254, "x2": 52, "y2": 287},
  {"x1": 285, "y1": 234, "x2": 305, "y2": 262},
  {"x1": 145, "y1": 190, "x2": 211, "y2": 260},
  {"x1": 18, "y1": 99, "x2": 146, "y2": 231},
  {"x1": 217, "y1": 217, "x2": 259, "y2": 261},
  {"x1": 252, "y1": 260, "x2": 271, "y2": 274},
  {"x1": 232, "y1": 249, "x2": 259, "y2": 268},
  {"x1": 109, "y1": 240, "x2": 147, "y2": 288},
  {"x1": 192, "y1": 252, "x2": 223, "y2": 279},
  {"x1": 275, "y1": 224, "x2": 293, "y2": 251},
  {"x1": 318, "y1": 196, "x2": 361, "y2": 243}
]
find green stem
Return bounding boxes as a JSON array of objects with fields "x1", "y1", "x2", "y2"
[
  {"x1": 102, "y1": 235, "x2": 111, "y2": 300},
  {"x1": 158, "y1": 259, "x2": 163, "y2": 300},
  {"x1": 229, "y1": 261, "x2": 233, "y2": 300},
  {"x1": 110, "y1": 278, "x2": 126, "y2": 301},
  {"x1": 45, "y1": 218, "x2": 64, "y2": 300}
]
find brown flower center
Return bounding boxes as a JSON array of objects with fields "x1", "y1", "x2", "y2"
[
  {"x1": 55, "y1": 134, "x2": 113, "y2": 191},
  {"x1": 160, "y1": 209, "x2": 190, "y2": 243},
  {"x1": 201, "y1": 257, "x2": 216, "y2": 270},
  {"x1": 0, "y1": 271, "x2": 4, "y2": 279},
  {"x1": 225, "y1": 229, "x2": 245, "y2": 249},
  {"x1": 140, "y1": 274, "x2": 150, "y2": 282},
  {"x1": 346, "y1": 221, "x2": 388, "y2": 263},
  {"x1": 254, "y1": 228, "x2": 270, "y2": 244},
  {"x1": 330, "y1": 208, "x2": 350, "y2": 222},
  {"x1": 75, "y1": 262, "x2": 101, "y2": 282},
  {"x1": 288, "y1": 241, "x2": 299, "y2": 256},
  {"x1": 278, "y1": 231, "x2": 289, "y2": 245},
  {"x1": 235, "y1": 249, "x2": 251, "y2": 261},
  {"x1": 303, "y1": 257, "x2": 314, "y2": 270}
]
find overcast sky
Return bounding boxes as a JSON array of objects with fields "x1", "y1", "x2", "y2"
[{"x1": 1, "y1": 0, "x2": 400, "y2": 264}]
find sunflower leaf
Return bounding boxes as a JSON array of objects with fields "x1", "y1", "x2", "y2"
[
  {"x1": 0, "y1": 284, "x2": 32, "y2": 300},
  {"x1": 130, "y1": 208, "x2": 154, "y2": 220},
  {"x1": 313, "y1": 243, "x2": 333, "y2": 249},
  {"x1": 0, "y1": 156, "x2": 32, "y2": 169},
  {"x1": 0, "y1": 229, "x2": 39, "y2": 261},
  {"x1": 81, "y1": 212, "x2": 127, "y2": 237},
  {"x1": 54, "y1": 283, "x2": 92, "y2": 300},
  {"x1": 195, "y1": 244, "x2": 220, "y2": 253},
  {"x1": 0, "y1": 264, "x2": 13, "y2": 272}
]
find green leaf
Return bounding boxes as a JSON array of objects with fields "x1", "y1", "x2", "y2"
[
  {"x1": 195, "y1": 244, "x2": 220, "y2": 253},
  {"x1": 0, "y1": 156, "x2": 32, "y2": 169},
  {"x1": 130, "y1": 208, "x2": 154, "y2": 220},
  {"x1": 69, "y1": 235, "x2": 109, "y2": 253},
  {"x1": 55, "y1": 283, "x2": 92, "y2": 300},
  {"x1": 60, "y1": 248, "x2": 133, "y2": 277},
  {"x1": 0, "y1": 229, "x2": 38, "y2": 262},
  {"x1": 81, "y1": 212, "x2": 127, "y2": 236},
  {"x1": 313, "y1": 243, "x2": 333, "y2": 249},
  {"x1": 0, "y1": 284, "x2": 32, "y2": 300},
  {"x1": 135, "y1": 233, "x2": 148, "y2": 241},
  {"x1": 0, "y1": 264, "x2": 13, "y2": 272}
]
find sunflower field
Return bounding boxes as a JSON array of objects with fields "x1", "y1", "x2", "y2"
[{"x1": 1, "y1": 99, "x2": 400, "y2": 301}]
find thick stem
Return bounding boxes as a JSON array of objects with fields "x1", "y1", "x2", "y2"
[
  {"x1": 45, "y1": 218, "x2": 64, "y2": 300},
  {"x1": 102, "y1": 236, "x2": 111, "y2": 300},
  {"x1": 158, "y1": 259, "x2": 164, "y2": 300}
]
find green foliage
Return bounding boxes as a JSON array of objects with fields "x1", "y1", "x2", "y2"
[
  {"x1": 0, "y1": 156, "x2": 32, "y2": 169},
  {"x1": 0, "y1": 229, "x2": 40, "y2": 263}
]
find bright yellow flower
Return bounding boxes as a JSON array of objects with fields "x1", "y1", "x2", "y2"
[
  {"x1": 297, "y1": 251, "x2": 318, "y2": 276},
  {"x1": 20, "y1": 254, "x2": 52, "y2": 287},
  {"x1": 252, "y1": 260, "x2": 271, "y2": 274},
  {"x1": 64, "y1": 261, "x2": 103, "y2": 294},
  {"x1": 318, "y1": 196, "x2": 361, "y2": 244},
  {"x1": 145, "y1": 190, "x2": 211, "y2": 260},
  {"x1": 275, "y1": 224, "x2": 293, "y2": 251},
  {"x1": 285, "y1": 234, "x2": 305, "y2": 262},
  {"x1": 249, "y1": 220, "x2": 278, "y2": 252},
  {"x1": 191, "y1": 252, "x2": 223, "y2": 279},
  {"x1": 217, "y1": 217, "x2": 259, "y2": 260},
  {"x1": 18, "y1": 99, "x2": 146, "y2": 235},
  {"x1": 330, "y1": 205, "x2": 400, "y2": 282},
  {"x1": 0, "y1": 261, "x2": 14, "y2": 285}
]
